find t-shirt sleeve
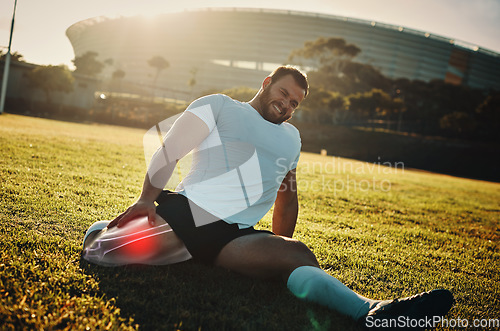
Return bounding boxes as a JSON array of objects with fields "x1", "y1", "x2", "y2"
[
  {"x1": 289, "y1": 128, "x2": 301, "y2": 170},
  {"x1": 290, "y1": 152, "x2": 300, "y2": 170},
  {"x1": 185, "y1": 94, "x2": 225, "y2": 132}
]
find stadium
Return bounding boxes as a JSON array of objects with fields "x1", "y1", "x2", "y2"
[{"x1": 66, "y1": 8, "x2": 500, "y2": 100}]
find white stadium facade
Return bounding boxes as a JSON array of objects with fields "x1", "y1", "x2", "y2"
[{"x1": 66, "y1": 8, "x2": 500, "y2": 100}]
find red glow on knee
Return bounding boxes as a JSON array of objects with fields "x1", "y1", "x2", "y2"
[{"x1": 120, "y1": 232, "x2": 158, "y2": 258}]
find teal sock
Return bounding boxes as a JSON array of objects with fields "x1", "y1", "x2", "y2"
[{"x1": 287, "y1": 266, "x2": 378, "y2": 320}]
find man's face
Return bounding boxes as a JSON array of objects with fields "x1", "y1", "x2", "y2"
[{"x1": 258, "y1": 74, "x2": 306, "y2": 124}]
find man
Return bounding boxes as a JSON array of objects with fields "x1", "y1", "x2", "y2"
[{"x1": 83, "y1": 66, "x2": 454, "y2": 328}]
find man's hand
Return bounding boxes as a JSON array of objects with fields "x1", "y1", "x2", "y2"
[{"x1": 107, "y1": 199, "x2": 157, "y2": 228}]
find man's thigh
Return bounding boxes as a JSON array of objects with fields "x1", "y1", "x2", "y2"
[
  {"x1": 83, "y1": 215, "x2": 192, "y2": 266},
  {"x1": 214, "y1": 233, "x2": 319, "y2": 281}
]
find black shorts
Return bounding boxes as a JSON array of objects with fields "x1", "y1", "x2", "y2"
[{"x1": 155, "y1": 190, "x2": 274, "y2": 264}]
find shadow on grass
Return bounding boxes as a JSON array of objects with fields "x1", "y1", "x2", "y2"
[{"x1": 79, "y1": 258, "x2": 361, "y2": 331}]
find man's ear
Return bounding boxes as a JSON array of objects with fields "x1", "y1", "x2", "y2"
[{"x1": 262, "y1": 76, "x2": 272, "y2": 89}]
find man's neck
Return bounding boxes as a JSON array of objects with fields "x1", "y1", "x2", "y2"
[{"x1": 248, "y1": 95, "x2": 263, "y2": 117}]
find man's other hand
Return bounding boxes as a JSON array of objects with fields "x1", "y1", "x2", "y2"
[{"x1": 107, "y1": 199, "x2": 157, "y2": 228}]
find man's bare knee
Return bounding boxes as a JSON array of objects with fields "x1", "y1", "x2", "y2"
[{"x1": 283, "y1": 239, "x2": 320, "y2": 272}]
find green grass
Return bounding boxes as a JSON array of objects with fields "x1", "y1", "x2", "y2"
[{"x1": 1, "y1": 114, "x2": 499, "y2": 330}]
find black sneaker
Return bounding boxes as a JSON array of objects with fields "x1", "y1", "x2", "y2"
[{"x1": 361, "y1": 289, "x2": 454, "y2": 330}]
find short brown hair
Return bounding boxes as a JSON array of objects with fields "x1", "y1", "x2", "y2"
[{"x1": 269, "y1": 66, "x2": 309, "y2": 97}]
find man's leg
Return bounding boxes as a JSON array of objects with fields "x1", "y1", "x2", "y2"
[
  {"x1": 215, "y1": 233, "x2": 454, "y2": 324},
  {"x1": 82, "y1": 215, "x2": 192, "y2": 266},
  {"x1": 214, "y1": 233, "x2": 378, "y2": 320}
]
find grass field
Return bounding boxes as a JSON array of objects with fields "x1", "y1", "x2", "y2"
[{"x1": 1, "y1": 114, "x2": 499, "y2": 330}]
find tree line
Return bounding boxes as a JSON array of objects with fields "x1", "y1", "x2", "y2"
[
  {"x1": 3, "y1": 39, "x2": 499, "y2": 141},
  {"x1": 0, "y1": 50, "x2": 172, "y2": 106},
  {"x1": 287, "y1": 37, "x2": 499, "y2": 141}
]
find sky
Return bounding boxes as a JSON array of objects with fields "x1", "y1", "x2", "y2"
[{"x1": 1, "y1": 0, "x2": 500, "y2": 68}]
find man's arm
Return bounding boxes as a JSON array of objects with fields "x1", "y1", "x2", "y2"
[
  {"x1": 108, "y1": 111, "x2": 210, "y2": 228},
  {"x1": 272, "y1": 169, "x2": 298, "y2": 238},
  {"x1": 107, "y1": 172, "x2": 164, "y2": 228}
]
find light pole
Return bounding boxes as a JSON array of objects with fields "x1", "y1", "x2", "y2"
[{"x1": 0, "y1": 0, "x2": 18, "y2": 114}]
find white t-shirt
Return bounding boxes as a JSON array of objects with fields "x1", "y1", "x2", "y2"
[{"x1": 176, "y1": 94, "x2": 301, "y2": 229}]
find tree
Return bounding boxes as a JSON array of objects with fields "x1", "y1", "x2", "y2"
[
  {"x1": 104, "y1": 58, "x2": 114, "y2": 66},
  {"x1": 347, "y1": 91, "x2": 376, "y2": 121},
  {"x1": 111, "y1": 69, "x2": 126, "y2": 93},
  {"x1": 148, "y1": 55, "x2": 169, "y2": 95},
  {"x1": 72, "y1": 51, "x2": 104, "y2": 77},
  {"x1": 329, "y1": 93, "x2": 348, "y2": 124},
  {"x1": 0, "y1": 51, "x2": 24, "y2": 62},
  {"x1": 342, "y1": 61, "x2": 392, "y2": 92},
  {"x1": 112, "y1": 69, "x2": 126, "y2": 80},
  {"x1": 300, "y1": 87, "x2": 334, "y2": 122},
  {"x1": 297, "y1": 87, "x2": 347, "y2": 123},
  {"x1": 440, "y1": 112, "x2": 477, "y2": 136},
  {"x1": 390, "y1": 78, "x2": 484, "y2": 135},
  {"x1": 475, "y1": 91, "x2": 500, "y2": 139},
  {"x1": 305, "y1": 62, "x2": 391, "y2": 96},
  {"x1": 288, "y1": 37, "x2": 391, "y2": 96},
  {"x1": 346, "y1": 88, "x2": 400, "y2": 127},
  {"x1": 288, "y1": 37, "x2": 361, "y2": 77},
  {"x1": 27, "y1": 65, "x2": 74, "y2": 104},
  {"x1": 187, "y1": 67, "x2": 198, "y2": 100},
  {"x1": 221, "y1": 86, "x2": 258, "y2": 102}
]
